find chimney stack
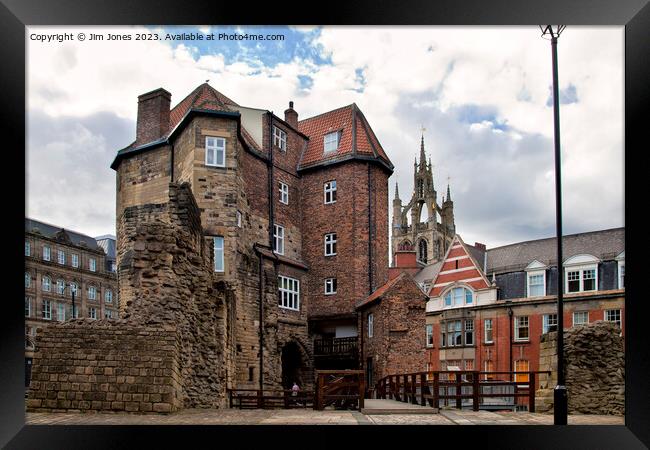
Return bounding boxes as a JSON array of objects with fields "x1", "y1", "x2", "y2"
[
  {"x1": 136, "y1": 88, "x2": 172, "y2": 146},
  {"x1": 284, "y1": 101, "x2": 298, "y2": 128}
]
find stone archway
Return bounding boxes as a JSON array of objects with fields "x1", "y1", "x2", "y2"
[{"x1": 281, "y1": 340, "x2": 311, "y2": 390}]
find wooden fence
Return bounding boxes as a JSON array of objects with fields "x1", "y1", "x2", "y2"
[{"x1": 229, "y1": 389, "x2": 314, "y2": 409}]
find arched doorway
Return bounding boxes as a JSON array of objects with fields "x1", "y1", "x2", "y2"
[{"x1": 281, "y1": 341, "x2": 305, "y2": 389}]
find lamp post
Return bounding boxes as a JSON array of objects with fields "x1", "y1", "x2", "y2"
[
  {"x1": 61, "y1": 282, "x2": 77, "y2": 320},
  {"x1": 539, "y1": 24, "x2": 568, "y2": 426}
]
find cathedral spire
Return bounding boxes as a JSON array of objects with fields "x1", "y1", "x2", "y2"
[
  {"x1": 446, "y1": 178, "x2": 452, "y2": 202},
  {"x1": 394, "y1": 182, "x2": 400, "y2": 199},
  {"x1": 419, "y1": 133, "x2": 427, "y2": 168}
]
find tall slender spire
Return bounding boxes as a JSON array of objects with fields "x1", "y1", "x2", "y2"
[
  {"x1": 419, "y1": 133, "x2": 426, "y2": 168},
  {"x1": 394, "y1": 182, "x2": 400, "y2": 199},
  {"x1": 446, "y1": 177, "x2": 452, "y2": 202}
]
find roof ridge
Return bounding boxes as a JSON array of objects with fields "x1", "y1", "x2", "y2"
[
  {"x1": 487, "y1": 227, "x2": 625, "y2": 252},
  {"x1": 25, "y1": 217, "x2": 97, "y2": 240},
  {"x1": 298, "y1": 103, "x2": 355, "y2": 123}
]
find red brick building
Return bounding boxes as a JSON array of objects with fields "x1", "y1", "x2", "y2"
[{"x1": 111, "y1": 83, "x2": 393, "y2": 390}]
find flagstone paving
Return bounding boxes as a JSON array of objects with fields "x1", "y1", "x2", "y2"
[{"x1": 25, "y1": 409, "x2": 624, "y2": 426}]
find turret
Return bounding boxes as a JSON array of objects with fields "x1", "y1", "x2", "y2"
[
  {"x1": 392, "y1": 182, "x2": 403, "y2": 229},
  {"x1": 442, "y1": 182, "x2": 455, "y2": 234}
]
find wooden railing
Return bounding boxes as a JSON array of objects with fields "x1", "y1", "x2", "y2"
[
  {"x1": 315, "y1": 370, "x2": 365, "y2": 411},
  {"x1": 375, "y1": 371, "x2": 551, "y2": 413},
  {"x1": 313, "y1": 337, "x2": 358, "y2": 356},
  {"x1": 228, "y1": 389, "x2": 314, "y2": 409}
]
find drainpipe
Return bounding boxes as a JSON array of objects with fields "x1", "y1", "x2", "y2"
[
  {"x1": 258, "y1": 252, "x2": 264, "y2": 391},
  {"x1": 507, "y1": 302, "x2": 513, "y2": 375},
  {"x1": 367, "y1": 165, "x2": 373, "y2": 294}
]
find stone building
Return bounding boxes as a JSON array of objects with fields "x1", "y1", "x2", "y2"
[
  {"x1": 24, "y1": 218, "x2": 118, "y2": 386},
  {"x1": 110, "y1": 83, "x2": 394, "y2": 391},
  {"x1": 391, "y1": 135, "x2": 455, "y2": 265}
]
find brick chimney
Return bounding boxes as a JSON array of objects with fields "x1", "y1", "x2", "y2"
[
  {"x1": 474, "y1": 242, "x2": 486, "y2": 251},
  {"x1": 284, "y1": 101, "x2": 298, "y2": 128},
  {"x1": 136, "y1": 88, "x2": 172, "y2": 146}
]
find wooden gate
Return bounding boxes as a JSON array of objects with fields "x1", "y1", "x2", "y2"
[{"x1": 314, "y1": 370, "x2": 365, "y2": 411}]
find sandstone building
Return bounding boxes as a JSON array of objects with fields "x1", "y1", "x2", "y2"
[
  {"x1": 110, "y1": 83, "x2": 393, "y2": 391},
  {"x1": 24, "y1": 218, "x2": 118, "y2": 386}
]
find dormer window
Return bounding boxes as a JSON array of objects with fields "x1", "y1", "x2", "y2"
[
  {"x1": 525, "y1": 261, "x2": 547, "y2": 298},
  {"x1": 616, "y1": 252, "x2": 625, "y2": 289},
  {"x1": 443, "y1": 286, "x2": 473, "y2": 307},
  {"x1": 324, "y1": 131, "x2": 340, "y2": 153},
  {"x1": 564, "y1": 254, "x2": 599, "y2": 293}
]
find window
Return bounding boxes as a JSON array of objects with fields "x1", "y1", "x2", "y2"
[
  {"x1": 542, "y1": 314, "x2": 558, "y2": 334},
  {"x1": 72, "y1": 305, "x2": 79, "y2": 319},
  {"x1": 57, "y1": 250, "x2": 65, "y2": 265},
  {"x1": 104, "y1": 310, "x2": 113, "y2": 319},
  {"x1": 514, "y1": 360, "x2": 529, "y2": 383},
  {"x1": 441, "y1": 320, "x2": 464, "y2": 347},
  {"x1": 42, "y1": 276, "x2": 51, "y2": 292},
  {"x1": 72, "y1": 254, "x2": 79, "y2": 268},
  {"x1": 25, "y1": 240, "x2": 31, "y2": 256},
  {"x1": 89, "y1": 258, "x2": 96, "y2": 272},
  {"x1": 88, "y1": 286, "x2": 97, "y2": 300},
  {"x1": 618, "y1": 262, "x2": 625, "y2": 289},
  {"x1": 57, "y1": 279, "x2": 65, "y2": 295},
  {"x1": 273, "y1": 126, "x2": 287, "y2": 151},
  {"x1": 443, "y1": 287, "x2": 473, "y2": 308},
  {"x1": 43, "y1": 246, "x2": 51, "y2": 261},
  {"x1": 368, "y1": 313, "x2": 374, "y2": 338},
  {"x1": 57, "y1": 303, "x2": 66, "y2": 322},
  {"x1": 205, "y1": 136, "x2": 226, "y2": 167},
  {"x1": 324, "y1": 180, "x2": 337, "y2": 204},
  {"x1": 514, "y1": 316, "x2": 529, "y2": 341},
  {"x1": 214, "y1": 236, "x2": 224, "y2": 272},
  {"x1": 425, "y1": 324, "x2": 434, "y2": 347},
  {"x1": 42, "y1": 299, "x2": 51, "y2": 320},
  {"x1": 566, "y1": 267, "x2": 598, "y2": 293},
  {"x1": 418, "y1": 239, "x2": 428, "y2": 264},
  {"x1": 278, "y1": 276, "x2": 300, "y2": 310},
  {"x1": 605, "y1": 309, "x2": 621, "y2": 328},
  {"x1": 105, "y1": 290, "x2": 113, "y2": 303},
  {"x1": 279, "y1": 182, "x2": 289, "y2": 204},
  {"x1": 324, "y1": 233, "x2": 337, "y2": 256},
  {"x1": 25, "y1": 272, "x2": 31, "y2": 288},
  {"x1": 273, "y1": 225, "x2": 285, "y2": 255},
  {"x1": 484, "y1": 360, "x2": 495, "y2": 380},
  {"x1": 88, "y1": 307, "x2": 97, "y2": 320},
  {"x1": 25, "y1": 297, "x2": 31, "y2": 317},
  {"x1": 527, "y1": 272, "x2": 545, "y2": 297},
  {"x1": 573, "y1": 311, "x2": 589, "y2": 326},
  {"x1": 324, "y1": 278, "x2": 337, "y2": 295},
  {"x1": 236, "y1": 211, "x2": 242, "y2": 228},
  {"x1": 324, "y1": 131, "x2": 340, "y2": 152},
  {"x1": 484, "y1": 319, "x2": 493, "y2": 343},
  {"x1": 464, "y1": 320, "x2": 474, "y2": 346}
]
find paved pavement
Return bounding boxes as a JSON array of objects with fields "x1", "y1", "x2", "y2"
[{"x1": 25, "y1": 408, "x2": 624, "y2": 426}]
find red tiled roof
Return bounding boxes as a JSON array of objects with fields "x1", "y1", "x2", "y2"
[
  {"x1": 356, "y1": 272, "x2": 409, "y2": 309},
  {"x1": 297, "y1": 104, "x2": 393, "y2": 171},
  {"x1": 168, "y1": 83, "x2": 239, "y2": 133}
]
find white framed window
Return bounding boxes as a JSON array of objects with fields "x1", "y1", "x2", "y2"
[
  {"x1": 25, "y1": 297, "x2": 31, "y2": 317},
  {"x1": 279, "y1": 182, "x2": 289, "y2": 204},
  {"x1": 88, "y1": 286, "x2": 97, "y2": 300},
  {"x1": 25, "y1": 272, "x2": 31, "y2": 288},
  {"x1": 56, "y1": 279, "x2": 65, "y2": 295},
  {"x1": 25, "y1": 240, "x2": 31, "y2": 256},
  {"x1": 484, "y1": 319, "x2": 493, "y2": 343},
  {"x1": 89, "y1": 258, "x2": 97, "y2": 272},
  {"x1": 514, "y1": 316, "x2": 529, "y2": 341},
  {"x1": 105, "y1": 290, "x2": 113, "y2": 303},
  {"x1": 42, "y1": 276, "x2": 51, "y2": 292},
  {"x1": 57, "y1": 250, "x2": 65, "y2": 265},
  {"x1": 573, "y1": 311, "x2": 589, "y2": 326},
  {"x1": 42, "y1": 299, "x2": 51, "y2": 320},
  {"x1": 205, "y1": 136, "x2": 226, "y2": 167},
  {"x1": 605, "y1": 309, "x2": 621, "y2": 328},
  {"x1": 324, "y1": 278, "x2": 337, "y2": 295},
  {"x1": 88, "y1": 307, "x2": 97, "y2": 320},
  {"x1": 213, "y1": 236, "x2": 224, "y2": 272},
  {"x1": 527, "y1": 272, "x2": 545, "y2": 297},
  {"x1": 72, "y1": 254, "x2": 79, "y2": 268},
  {"x1": 324, "y1": 233, "x2": 337, "y2": 256},
  {"x1": 441, "y1": 320, "x2": 464, "y2": 347},
  {"x1": 236, "y1": 210, "x2": 242, "y2": 228},
  {"x1": 542, "y1": 313, "x2": 558, "y2": 334},
  {"x1": 105, "y1": 310, "x2": 113, "y2": 319},
  {"x1": 273, "y1": 126, "x2": 287, "y2": 151},
  {"x1": 426, "y1": 324, "x2": 434, "y2": 347},
  {"x1": 324, "y1": 180, "x2": 337, "y2": 204},
  {"x1": 273, "y1": 224, "x2": 285, "y2": 255},
  {"x1": 618, "y1": 262, "x2": 625, "y2": 289},
  {"x1": 443, "y1": 286, "x2": 473, "y2": 307},
  {"x1": 43, "y1": 245, "x2": 51, "y2": 261},
  {"x1": 324, "y1": 131, "x2": 340, "y2": 152},
  {"x1": 368, "y1": 313, "x2": 374, "y2": 338},
  {"x1": 57, "y1": 303, "x2": 66, "y2": 322},
  {"x1": 564, "y1": 255, "x2": 599, "y2": 293},
  {"x1": 278, "y1": 275, "x2": 300, "y2": 311}
]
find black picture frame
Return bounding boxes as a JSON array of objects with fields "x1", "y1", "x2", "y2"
[{"x1": 2, "y1": 0, "x2": 648, "y2": 448}]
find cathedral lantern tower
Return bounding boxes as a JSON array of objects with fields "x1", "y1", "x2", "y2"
[{"x1": 391, "y1": 133, "x2": 455, "y2": 266}]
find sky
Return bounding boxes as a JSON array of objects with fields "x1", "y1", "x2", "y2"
[{"x1": 26, "y1": 26, "x2": 624, "y2": 249}]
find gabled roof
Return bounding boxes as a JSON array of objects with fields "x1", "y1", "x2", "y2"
[
  {"x1": 356, "y1": 271, "x2": 425, "y2": 309},
  {"x1": 297, "y1": 103, "x2": 393, "y2": 172},
  {"x1": 486, "y1": 227, "x2": 625, "y2": 274},
  {"x1": 428, "y1": 234, "x2": 491, "y2": 297},
  {"x1": 168, "y1": 83, "x2": 239, "y2": 132},
  {"x1": 25, "y1": 218, "x2": 101, "y2": 251}
]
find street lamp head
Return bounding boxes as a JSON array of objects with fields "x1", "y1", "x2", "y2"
[{"x1": 539, "y1": 25, "x2": 566, "y2": 40}]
